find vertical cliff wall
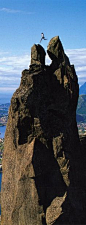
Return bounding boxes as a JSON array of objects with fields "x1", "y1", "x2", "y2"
[{"x1": 1, "y1": 36, "x2": 85, "y2": 224}]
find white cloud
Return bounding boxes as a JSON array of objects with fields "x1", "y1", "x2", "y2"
[
  {"x1": 76, "y1": 66, "x2": 86, "y2": 72},
  {"x1": 0, "y1": 86, "x2": 16, "y2": 93},
  {"x1": 0, "y1": 52, "x2": 31, "y2": 93},
  {"x1": 0, "y1": 48, "x2": 86, "y2": 94},
  {"x1": 46, "y1": 54, "x2": 51, "y2": 64},
  {"x1": 46, "y1": 48, "x2": 86, "y2": 86},
  {"x1": 0, "y1": 7, "x2": 34, "y2": 14},
  {"x1": 0, "y1": 53, "x2": 30, "y2": 74},
  {"x1": 0, "y1": 8, "x2": 21, "y2": 13},
  {"x1": 65, "y1": 48, "x2": 86, "y2": 86}
]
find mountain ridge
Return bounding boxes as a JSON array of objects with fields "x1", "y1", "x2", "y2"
[
  {"x1": 77, "y1": 94, "x2": 86, "y2": 122},
  {"x1": 79, "y1": 82, "x2": 86, "y2": 95}
]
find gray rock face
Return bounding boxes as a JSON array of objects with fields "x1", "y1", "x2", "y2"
[
  {"x1": 47, "y1": 36, "x2": 70, "y2": 66},
  {"x1": 1, "y1": 36, "x2": 85, "y2": 225},
  {"x1": 31, "y1": 44, "x2": 46, "y2": 65}
]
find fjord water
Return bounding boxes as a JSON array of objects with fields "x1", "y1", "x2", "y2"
[
  {"x1": 0, "y1": 93, "x2": 12, "y2": 105},
  {"x1": 0, "y1": 126, "x2": 6, "y2": 138}
]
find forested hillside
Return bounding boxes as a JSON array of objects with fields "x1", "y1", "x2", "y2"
[{"x1": 77, "y1": 95, "x2": 86, "y2": 122}]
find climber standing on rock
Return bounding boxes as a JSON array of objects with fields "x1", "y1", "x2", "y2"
[{"x1": 40, "y1": 33, "x2": 47, "y2": 43}]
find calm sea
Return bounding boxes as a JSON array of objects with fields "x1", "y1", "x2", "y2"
[
  {"x1": 0, "y1": 126, "x2": 6, "y2": 139},
  {"x1": 0, "y1": 93, "x2": 12, "y2": 105}
]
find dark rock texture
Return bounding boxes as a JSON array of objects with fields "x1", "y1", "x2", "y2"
[
  {"x1": 1, "y1": 36, "x2": 86, "y2": 224},
  {"x1": 31, "y1": 44, "x2": 46, "y2": 65}
]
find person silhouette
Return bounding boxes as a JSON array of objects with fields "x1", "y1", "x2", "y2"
[{"x1": 40, "y1": 33, "x2": 47, "y2": 42}]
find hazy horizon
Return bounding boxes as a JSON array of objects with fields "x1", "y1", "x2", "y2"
[{"x1": 0, "y1": 92, "x2": 12, "y2": 104}]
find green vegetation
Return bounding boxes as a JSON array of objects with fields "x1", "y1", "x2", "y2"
[
  {"x1": 77, "y1": 95, "x2": 86, "y2": 122},
  {"x1": 76, "y1": 95, "x2": 86, "y2": 135},
  {"x1": 0, "y1": 142, "x2": 4, "y2": 153},
  {"x1": 0, "y1": 103, "x2": 9, "y2": 126},
  {"x1": 77, "y1": 95, "x2": 86, "y2": 114}
]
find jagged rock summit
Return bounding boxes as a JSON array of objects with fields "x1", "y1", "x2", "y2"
[
  {"x1": 31, "y1": 44, "x2": 46, "y2": 65},
  {"x1": 1, "y1": 36, "x2": 85, "y2": 224}
]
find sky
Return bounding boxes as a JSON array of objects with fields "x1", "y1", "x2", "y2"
[{"x1": 0, "y1": 0, "x2": 86, "y2": 103}]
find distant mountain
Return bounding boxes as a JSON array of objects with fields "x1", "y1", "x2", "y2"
[
  {"x1": 76, "y1": 95, "x2": 86, "y2": 122},
  {"x1": 0, "y1": 103, "x2": 10, "y2": 118},
  {"x1": 79, "y1": 82, "x2": 86, "y2": 95},
  {"x1": 77, "y1": 95, "x2": 86, "y2": 114},
  {"x1": 0, "y1": 103, "x2": 10, "y2": 108},
  {"x1": 76, "y1": 114, "x2": 84, "y2": 123}
]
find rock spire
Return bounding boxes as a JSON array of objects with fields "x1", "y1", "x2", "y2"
[{"x1": 1, "y1": 36, "x2": 85, "y2": 225}]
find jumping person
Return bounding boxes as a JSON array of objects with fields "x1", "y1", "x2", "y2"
[{"x1": 40, "y1": 33, "x2": 47, "y2": 42}]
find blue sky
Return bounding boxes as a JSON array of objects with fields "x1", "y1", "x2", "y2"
[{"x1": 0, "y1": 0, "x2": 86, "y2": 102}]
